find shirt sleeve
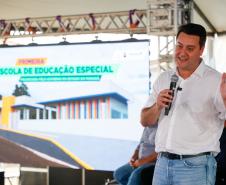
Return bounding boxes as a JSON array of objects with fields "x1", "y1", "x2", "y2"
[{"x1": 143, "y1": 76, "x2": 161, "y2": 109}]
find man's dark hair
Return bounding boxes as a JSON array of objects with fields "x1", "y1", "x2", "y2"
[{"x1": 176, "y1": 23, "x2": 207, "y2": 48}]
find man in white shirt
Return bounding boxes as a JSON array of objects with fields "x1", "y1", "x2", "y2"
[{"x1": 140, "y1": 23, "x2": 226, "y2": 185}]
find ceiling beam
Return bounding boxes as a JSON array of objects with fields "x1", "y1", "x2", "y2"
[{"x1": 217, "y1": 31, "x2": 226, "y2": 36}]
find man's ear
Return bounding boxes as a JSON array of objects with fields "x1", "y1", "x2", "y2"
[{"x1": 200, "y1": 46, "x2": 205, "y2": 55}]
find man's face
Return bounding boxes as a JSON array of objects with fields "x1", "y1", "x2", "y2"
[{"x1": 175, "y1": 32, "x2": 204, "y2": 73}]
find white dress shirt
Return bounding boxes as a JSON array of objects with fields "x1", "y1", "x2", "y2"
[{"x1": 144, "y1": 61, "x2": 226, "y2": 155}]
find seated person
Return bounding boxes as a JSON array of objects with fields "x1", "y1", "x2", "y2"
[
  {"x1": 215, "y1": 121, "x2": 226, "y2": 185},
  {"x1": 113, "y1": 125, "x2": 157, "y2": 185}
]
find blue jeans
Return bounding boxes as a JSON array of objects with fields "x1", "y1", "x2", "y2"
[
  {"x1": 114, "y1": 163, "x2": 153, "y2": 185},
  {"x1": 153, "y1": 154, "x2": 217, "y2": 185}
]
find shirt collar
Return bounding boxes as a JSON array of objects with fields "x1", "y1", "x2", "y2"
[
  {"x1": 173, "y1": 59, "x2": 206, "y2": 79},
  {"x1": 192, "y1": 59, "x2": 206, "y2": 78}
]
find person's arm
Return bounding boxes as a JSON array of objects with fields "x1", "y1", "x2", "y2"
[
  {"x1": 140, "y1": 103, "x2": 161, "y2": 126},
  {"x1": 220, "y1": 73, "x2": 226, "y2": 108},
  {"x1": 140, "y1": 89, "x2": 172, "y2": 126},
  {"x1": 129, "y1": 146, "x2": 139, "y2": 166},
  {"x1": 132, "y1": 152, "x2": 158, "y2": 168}
]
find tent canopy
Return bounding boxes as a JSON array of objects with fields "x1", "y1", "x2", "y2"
[{"x1": 0, "y1": 0, "x2": 225, "y2": 35}]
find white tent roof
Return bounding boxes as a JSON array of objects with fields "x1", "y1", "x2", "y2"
[{"x1": 0, "y1": 0, "x2": 225, "y2": 34}]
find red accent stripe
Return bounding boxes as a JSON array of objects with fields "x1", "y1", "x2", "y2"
[{"x1": 57, "y1": 103, "x2": 61, "y2": 119}]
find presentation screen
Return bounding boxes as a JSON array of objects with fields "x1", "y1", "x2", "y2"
[{"x1": 0, "y1": 40, "x2": 150, "y2": 170}]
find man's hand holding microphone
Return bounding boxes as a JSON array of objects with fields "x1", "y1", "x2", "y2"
[{"x1": 156, "y1": 74, "x2": 179, "y2": 116}]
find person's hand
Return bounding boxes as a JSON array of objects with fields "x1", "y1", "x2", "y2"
[
  {"x1": 156, "y1": 89, "x2": 173, "y2": 110},
  {"x1": 220, "y1": 73, "x2": 226, "y2": 107},
  {"x1": 129, "y1": 158, "x2": 135, "y2": 163},
  {"x1": 129, "y1": 149, "x2": 138, "y2": 166},
  {"x1": 132, "y1": 158, "x2": 147, "y2": 168},
  {"x1": 129, "y1": 158, "x2": 136, "y2": 167},
  {"x1": 129, "y1": 159, "x2": 140, "y2": 168},
  {"x1": 132, "y1": 160, "x2": 140, "y2": 168}
]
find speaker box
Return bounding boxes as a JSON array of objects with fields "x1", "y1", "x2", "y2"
[
  {"x1": 85, "y1": 170, "x2": 113, "y2": 185},
  {"x1": 48, "y1": 167, "x2": 82, "y2": 185},
  {"x1": 0, "y1": 172, "x2": 4, "y2": 185}
]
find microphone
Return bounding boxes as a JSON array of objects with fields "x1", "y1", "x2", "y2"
[{"x1": 164, "y1": 74, "x2": 179, "y2": 115}]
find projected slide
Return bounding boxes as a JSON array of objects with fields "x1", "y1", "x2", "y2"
[{"x1": 0, "y1": 40, "x2": 150, "y2": 170}]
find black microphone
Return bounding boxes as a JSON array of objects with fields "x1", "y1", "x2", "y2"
[{"x1": 164, "y1": 74, "x2": 179, "y2": 116}]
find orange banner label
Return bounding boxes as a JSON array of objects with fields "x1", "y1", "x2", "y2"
[{"x1": 16, "y1": 58, "x2": 47, "y2": 66}]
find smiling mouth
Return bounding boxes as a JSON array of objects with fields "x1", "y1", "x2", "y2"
[{"x1": 177, "y1": 57, "x2": 188, "y2": 63}]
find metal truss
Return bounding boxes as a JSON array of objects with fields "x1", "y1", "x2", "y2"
[
  {"x1": 147, "y1": 0, "x2": 193, "y2": 71},
  {"x1": 157, "y1": 35, "x2": 175, "y2": 71},
  {"x1": 0, "y1": 10, "x2": 147, "y2": 39},
  {"x1": 146, "y1": 0, "x2": 193, "y2": 35},
  {"x1": 0, "y1": 0, "x2": 192, "y2": 39}
]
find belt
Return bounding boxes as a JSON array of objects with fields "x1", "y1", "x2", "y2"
[{"x1": 160, "y1": 152, "x2": 212, "y2": 160}]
